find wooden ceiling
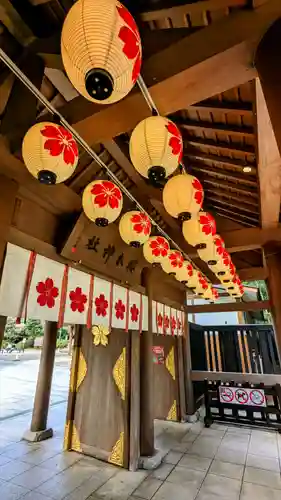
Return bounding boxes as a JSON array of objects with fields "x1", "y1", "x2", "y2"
[{"x1": 0, "y1": 0, "x2": 278, "y2": 284}]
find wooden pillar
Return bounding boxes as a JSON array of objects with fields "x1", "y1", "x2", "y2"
[
  {"x1": 264, "y1": 245, "x2": 281, "y2": 364},
  {"x1": 0, "y1": 316, "x2": 7, "y2": 349},
  {"x1": 140, "y1": 268, "x2": 154, "y2": 457},
  {"x1": 177, "y1": 336, "x2": 187, "y2": 420},
  {"x1": 24, "y1": 321, "x2": 57, "y2": 441}
]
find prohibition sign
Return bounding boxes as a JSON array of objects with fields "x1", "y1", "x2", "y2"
[
  {"x1": 220, "y1": 387, "x2": 234, "y2": 403},
  {"x1": 235, "y1": 388, "x2": 249, "y2": 404},
  {"x1": 250, "y1": 389, "x2": 265, "y2": 406}
]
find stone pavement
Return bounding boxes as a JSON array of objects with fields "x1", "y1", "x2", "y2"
[{"x1": 0, "y1": 402, "x2": 281, "y2": 500}]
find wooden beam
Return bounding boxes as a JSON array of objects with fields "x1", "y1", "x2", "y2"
[
  {"x1": 198, "y1": 177, "x2": 258, "y2": 198},
  {"x1": 60, "y1": 0, "x2": 281, "y2": 143},
  {"x1": 0, "y1": 0, "x2": 34, "y2": 45},
  {"x1": 238, "y1": 266, "x2": 268, "y2": 281},
  {"x1": 186, "y1": 151, "x2": 256, "y2": 172},
  {"x1": 177, "y1": 119, "x2": 254, "y2": 138},
  {"x1": 185, "y1": 137, "x2": 255, "y2": 158},
  {"x1": 187, "y1": 299, "x2": 270, "y2": 314},
  {"x1": 190, "y1": 164, "x2": 258, "y2": 187},
  {"x1": 190, "y1": 100, "x2": 253, "y2": 117},
  {"x1": 207, "y1": 204, "x2": 259, "y2": 225},
  {"x1": 221, "y1": 225, "x2": 281, "y2": 252},
  {"x1": 206, "y1": 194, "x2": 259, "y2": 215},
  {"x1": 255, "y1": 20, "x2": 281, "y2": 229}
]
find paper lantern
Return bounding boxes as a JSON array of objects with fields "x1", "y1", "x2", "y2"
[
  {"x1": 196, "y1": 274, "x2": 209, "y2": 296},
  {"x1": 22, "y1": 122, "x2": 78, "y2": 184},
  {"x1": 176, "y1": 260, "x2": 193, "y2": 284},
  {"x1": 182, "y1": 211, "x2": 216, "y2": 249},
  {"x1": 61, "y1": 0, "x2": 141, "y2": 104},
  {"x1": 185, "y1": 269, "x2": 200, "y2": 292},
  {"x1": 82, "y1": 180, "x2": 123, "y2": 226},
  {"x1": 197, "y1": 234, "x2": 225, "y2": 266},
  {"x1": 143, "y1": 236, "x2": 170, "y2": 265},
  {"x1": 214, "y1": 250, "x2": 231, "y2": 277},
  {"x1": 219, "y1": 261, "x2": 236, "y2": 283},
  {"x1": 163, "y1": 174, "x2": 203, "y2": 221},
  {"x1": 119, "y1": 211, "x2": 151, "y2": 247},
  {"x1": 161, "y1": 250, "x2": 184, "y2": 275},
  {"x1": 129, "y1": 116, "x2": 183, "y2": 184},
  {"x1": 202, "y1": 286, "x2": 216, "y2": 301}
]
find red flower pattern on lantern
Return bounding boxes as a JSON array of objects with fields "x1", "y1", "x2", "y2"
[
  {"x1": 229, "y1": 261, "x2": 236, "y2": 276},
  {"x1": 91, "y1": 181, "x2": 122, "y2": 209},
  {"x1": 169, "y1": 251, "x2": 184, "y2": 269},
  {"x1": 95, "y1": 293, "x2": 108, "y2": 317},
  {"x1": 131, "y1": 212, "x2": 151, "y2": 235},
  {"x1": 199, "y1": 275, "x2": 208, "y2": 290},
  {"x1": 36, "y1": 278, "x2": 59, "y2": 308},
  {"x1": 150, "y1": 236, "x2": 169, "y2": 257},
  {"x1": 214, "y1": 235, "x2": 225, "y2": 256},
  {"x1": 130, "y1": 303, "x2": 139, "y2": 322},
  {"x1": 117, "y1": 3, "x2": 141, "y2": 84},
  {"x1": 165, "y1": 121, "x2": 183, "y2": 162},
  {"x1": 40, "y1": 125, "x2": 78, "y2": 165},
  {"x1": 199, "y1": 213, "x2": 216, "y2": 236},
  {"x1": 69, "y1": 287, "x2": 87, "y2": 313},
  {"x1": 222, "y1": 249, "x2": 231, "y2": 266},
  {"x1": 186, "y1": 263, "x2": 193, "y2": 277},
  {"x1": 233, "y1": 275, "x2": 241, "y2": 286},
  {"x1": 171, "y1": 316, "x2": 177, "y2": 335},
  {"x1": 164, "y1": 315, "x2": 170, "y2": 331},
  {"x1": 192, "y1": 178, "x2": 204, "y2": 205},
  {"x1": 177, "y1": 317, "x2": 182, "y2": 332},
  {"x1": 157, "y1": 313, "x2": 163, "y2": 328},
  {"x1": 212, "y1": 288, "x2": 219, "y2": 299},
  {"x1": 115, "y1": 299, "x2": 125, "y2": 320}
]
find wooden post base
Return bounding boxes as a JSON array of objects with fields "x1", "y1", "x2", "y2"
[{"x1": 22, "y1": 428, "x2": 53, "y2": 443}]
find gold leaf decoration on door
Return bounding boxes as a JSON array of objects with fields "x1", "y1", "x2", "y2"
[
  {"x1": 76, "y1": 350, "x2": 87, "y2": 391},
  {"x1": 165, "y1": 346, "x2": 175, "y2": 380},
  {"x1": 71, "y1": 423, "x2": 82, "y2": 452},
  {"x1": 69, "y1": 346, "x2": 77, "y2": 392},
  {"x1": 113, "y1": 347, "x2": 126, "y2": 400},
  {"x1": 108, "y1": 431, "x2": 124, "y2": 466},
  {"x1": 63, "y1": 421, "x2": 70, "y2": 451},
  {"x1": 92, "y1": 325, "x2": 110, "y2": 346},
  {"x1": 167, "y1": 400, "x2": 177, "y2": 421}
]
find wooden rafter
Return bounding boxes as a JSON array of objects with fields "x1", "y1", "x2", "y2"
[
  {"x1": 176, "y1": 119, "x2": 254, "y2": 138},
  {"x1": 190, "y1": 101, "x2": 253, "y2": 117},
  {"x1": 197, "y1": 177, "x2": 258, "y2": 198},
  {"x1": 190, "y1": 164, "x2": 258, "y2": 187},
  {"x1": 185, "y1": 137, "x2": 255, "y2": 158},
  {"x1": 186, "y1": 151, "x2": 256, "y2": 172},
  {"x1": 204, "y1": 189, "x2": 259, "y2": 209}
]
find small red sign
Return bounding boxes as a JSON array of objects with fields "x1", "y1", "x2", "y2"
[{"x1": 152, "y1": 346, "x2": 164, "y2": 364}]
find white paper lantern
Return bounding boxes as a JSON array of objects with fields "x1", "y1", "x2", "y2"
[
  {"x1": 82, "y1": 180, "x2": 123, "y2": 226},
  {"x1": 161, "y1": 250, "x2": 184, "y2": 275},
  {"x1": 119, "y1": 211, "x2": 151, "y2": 247},
  {"x1": 197, "y1": 234, "x2": 225, "y2": 266},
  {"x1": 213, "y1": 249, "x2": 231, "y2": 277},
  {"x1": 163, "y1": 173, "x2": 203, "y2": 221},
  {"x1": 143, "y1": 236, "x2": 170, "y2": 265},
  {"x1": 182, "y1": 211, "x2": 216, "y2": 249},
  {"x1": 176, "y1": 260, "x2": 194, "y2": 284},
  {"x1": 219, "y1": 260, "x2": 236, "y2": 284},
  {"x1": 129, "y1": 116, "x2": 183, "y2": 184},
  {"x1": 185, "y1": 269, "x2": 200, "y2": 292},
  {"x1": 22, "y1": 122, "x2": 79, "y2": 184},
  {"x1": 61, "y1": 0, "x2": 142, "y2": 104},
  {"x1": 195, "y1": 274, "x2": 210, "y2": 296}
]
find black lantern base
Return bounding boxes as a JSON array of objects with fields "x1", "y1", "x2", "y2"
[
  {"x1": 178, "y1": 212, "x2": 191, "y2": 222},
  {"x1": 148, "y1": 166, "x2": 166, "y2": 186},
  {"x1": 130, "y1": 241, "x2": 141, "y2": 248},
  {"x1": 95, "y1": 217, "x2": 109, "y2": 227},
  {"x1": 85, "y1": 68, "x2": 114, "y2": 101},
  {"x1": 208, "y1": 260, "x2": 217, "y2": 266},
  {"x1": 195, "y1": 243, "x2": 206, "y2": 250},
  {"x1": 217, "y1": 271, "x2": 226, "y2": 276},
  {"x1": 38, "y1": 170, "x2": 57, "y2": 185},
  {"x1": 168, "y1": 272, "x2": 176, "y2": 276}
]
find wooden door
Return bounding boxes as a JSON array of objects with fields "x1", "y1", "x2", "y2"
[
  {"x1": 153, "y1": 334, "x2": 179, "y2": 421},
  {"x1": 66, "y1": 326, "x2": 130, "y2": 468}
]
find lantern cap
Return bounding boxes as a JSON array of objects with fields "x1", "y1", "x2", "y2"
[
  {"x1": 38, "y1": 170, "x2": 57, "y2": 185},
  {"x1": 85, "y1": 68, "x2": 114, "y2": 101},
  {"x1": 178, "y1": 212, "x2": 192, "y2": 222},
  {"x1": 130, "y1": 241, "x2": 141, "y2": 248},
  {"x1": 95, "y1": 217, "x2": 109, "y2": 227},
  {"x1": 148, "y1": 166, "x2": 166, "y2": 185}
]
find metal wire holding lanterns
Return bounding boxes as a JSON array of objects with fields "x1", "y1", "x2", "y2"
[{"x1": 61, "y1": 0, "x2": 142, "y2": 104}]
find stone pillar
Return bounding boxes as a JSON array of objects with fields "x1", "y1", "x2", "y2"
[
  {"x1": 23, "y1": 321, "x2": 58, "y2": 442},
  {"x1": 140, "y1": 268, "x2": 154, "y2": 457},
  {"x1": 264, "y1": 245, "x2": 281, "y2": 364}
]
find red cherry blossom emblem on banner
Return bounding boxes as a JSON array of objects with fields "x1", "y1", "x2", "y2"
[
  {"x1": 192, "y1": 178, "x2": 204, "y2": 206},
  {"x1": 157, "y1": 313, "x2": 163, "y2": 329},
  {"x1": 115, "y1": 299, "x2": 125, "y2": 320},
  {"x1": 177, "y1": 317, "x2": 182, "y2": 332},
  {"x1": 130, "y1": 303, "x2": 139, "y2": 322},
  {"x1": 117, "y1": 3, "x2": 142, "y2": 83},
  {"x1": 95, "y1": 294, "x2": 108, "y2": 317},
  {"x1": 164, "y1": 315, "x2": 170, "y2": 331},
  {"x1": 41, "y1": 125, "x2": 78, "y2": 165},
  {"x1": 36, "y1": 278, "x2": 59, "y2": 309},
  {"x1": 169, "y1": 251, "x2": 184, "y2": 269},
  {"x1": 91, "y1": 181, "x2": 122, "y2": 209},
  {"x1": 165, "y1": 121, "x2": 183, "y2": 162},
  {"x1": 199, "y1": 212, "x2": 216, "y2": 236},
  {"x1": 69, "y1": 287, "x2": 87, "y2": 313},
  {"x1": 150, "y1": 236, "x2": 169, "y2": 257},
  {"x1": 131, "y1": 212, "x2": 151, "y2": 235},
  {"x1": 171, "y1": 316, "x2": 177, "y2": 335}
]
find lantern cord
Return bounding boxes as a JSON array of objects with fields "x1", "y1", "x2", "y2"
[
  {"x1": 0, "y1": 48, "x2": 206, "y2": 277},
  {"x1": 137, "y1": 75, "x2": 187, "y2": 174}
]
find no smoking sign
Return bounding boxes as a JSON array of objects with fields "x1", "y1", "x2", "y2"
[{"x1": 219, "y1": 386, "x2": 266, "y2": 407}]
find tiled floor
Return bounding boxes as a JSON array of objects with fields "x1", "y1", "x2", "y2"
[{"x1": 0, "y1": 403, "x2": 281, "y2": 500}]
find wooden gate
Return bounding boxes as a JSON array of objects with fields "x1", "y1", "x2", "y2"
[
  {"x1": 153, "y1": 334, "x2": 179, "y2": 421},
  {"x1": 64, "y1": 326, "x2": 130, "y2": 468}
]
